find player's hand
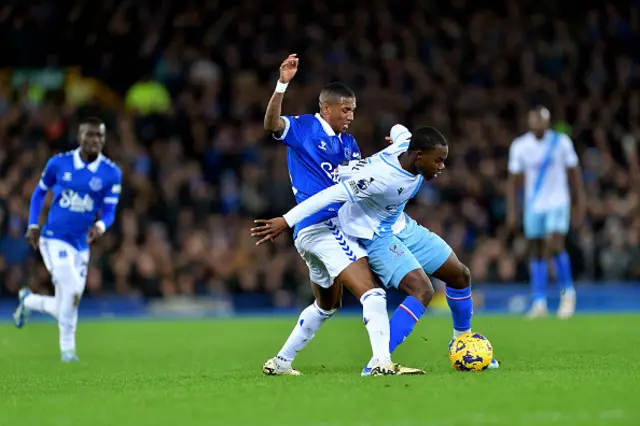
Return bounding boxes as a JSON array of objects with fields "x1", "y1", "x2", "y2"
[
  {"x1": 573, "y1": 203, "x2": 587, "y2": 228},
  {"x1": 279, "y1": 54, "x2": 299, "y2": 83},
  {"x1": 87, "y1": 225, "x2": 104, "y2": 244},
  {"x1": 251, "y1": 217, "x2": 290, "y2": 245},
  {"x1": 506, "y1": 212, "x2": 518, "y2": 233},
  {"x1": 385, "y1": 136, "x2": 393, "y2": 145},
  {"x1": 25, "y1": 226, "x2": 40, "y2": 249}
]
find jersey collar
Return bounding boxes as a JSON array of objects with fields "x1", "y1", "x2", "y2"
[
  {"x1": 314, "y1": 113, "x2": 341, "y2": 141},
  {"x1": 73, "y1": 148, "x2": 103, "y2": 172}
]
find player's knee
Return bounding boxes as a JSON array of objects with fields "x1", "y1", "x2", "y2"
[
  {"x1": 338, "y1": 258, "x2": 377, "y2": 299},
  {"x1": 316, "y1": 296, "x2": 341, "y2": 311},
  {"x1": 546, "y1": 236, "x2": 564, "y2": 256},
  {"x1": 399, "y1": 270, "x2": 434, "y2": 307},
  {"x1": 447, "y1": 263, "x2": 471, "y2": 290}
]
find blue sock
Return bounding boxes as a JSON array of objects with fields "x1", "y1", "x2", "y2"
[
  {"x1": 553, "y1": 251, "x2": 574, "y2": 292},
  {"x1": 530, "y1": 259, "x2": 548, "y2": 302},
  {"x1": 389, "y1": 296, "x2": 426, "y2": 354},
  {"x1": 445, "y1": 286, "x2": 473, "y2": 333}
]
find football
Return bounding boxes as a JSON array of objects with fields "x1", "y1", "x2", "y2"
[{"x1": 448, "y1": 332, "x2": 493, "y2": 371}]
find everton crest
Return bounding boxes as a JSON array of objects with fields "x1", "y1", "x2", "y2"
[{"x1": 89, "y1": 177, "x2": 103, "y2": 191}]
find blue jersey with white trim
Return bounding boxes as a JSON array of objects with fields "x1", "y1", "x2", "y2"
[
  {"x1": 275, "y1": 113, "x2": 361, "y2": 238},
  {"x1": 38, "y1": 149, "x2": 122, "y2": 251}
]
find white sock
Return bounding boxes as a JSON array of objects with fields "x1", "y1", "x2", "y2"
[
  {"x1": 24, "y1": 294, "x2": 59, "y2": 319},
  {"x1": 360, "y1": 288, "x2": 391, "y2": 366},
  {"x1": 276, "y1": 301, "x2": 336, "y2": 363},
  {"x1": 58, "y1": 288, "x2": 78, "y2": 353},
  {"x1": 453, "y1": 328, "x2": 471, "y2": 339}
]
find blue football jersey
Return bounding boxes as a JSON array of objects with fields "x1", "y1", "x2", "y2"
[
  {"x1": 38, "y1": 149, "x2": 122, "y2": 251},
  {"x1": 275, "y1": 113, "x2": 361, "y2": 238}
]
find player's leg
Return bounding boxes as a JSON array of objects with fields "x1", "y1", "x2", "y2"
[
  {"x1": 319, "y1": 221, "x2": 423, "y2": 375},
  {"x1": 263, "y1": 273, "x2": 341, "y2": 376},
  {"x1": 524, "y1": 209, "x2": 549, "y2": 318},
  {"x1": 430, "y1": 250, "x2": 500, "y2": 369},
  {"x1": 394, "y1": 221, "x2": 500, "y2": 369},
  {"x1": 546, "y1": 205, "x2": 575, "y2": 318},
  {"x1": 57, "y1": 248, "x2": 89, "y2": 361},
  {"x1": 35, "y1": 239, "x2": 86, "y2": 361},
  {"x1": 359, "y1": 233, "x2": 429, "y2": 375},
  {"x1": 14, "y1": 238, "x2": 60, "y2": 328},
  {"x1": 387, "y1": 220, "x2": 448, "y2": 355}
]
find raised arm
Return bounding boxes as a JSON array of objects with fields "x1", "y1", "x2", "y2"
[{"x1": 264, "y1": 54, "x2": 298, "y2": 137}]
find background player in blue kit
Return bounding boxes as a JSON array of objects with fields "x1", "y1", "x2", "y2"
[
  {"x1": 261, "y1": 54, "x2": 422, "y2": 376},
  {"x1": 13, "y1": 117, "x2": 122, "y2": 362}
]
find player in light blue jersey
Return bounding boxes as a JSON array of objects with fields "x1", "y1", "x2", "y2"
[
  {"x1": 507, "y1": 107, "x2": 586, "y2": 319},
  {"x1": 253, "y1": 125, "x2": 500, "y2": 373},
  {"x1": 13, "y1": 117, "x2": 122, "y2": 362},
  {"x1": 260, "y1": 54, "x2": 423, "y2": 376}
]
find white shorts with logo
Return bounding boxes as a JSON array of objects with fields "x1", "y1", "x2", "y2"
[
  {"x1": 294, "y1": 219, "x2": 367, "y2": 289},
  {"x1": 39, "y1": 237, "x2": 90, "y2": 294}
]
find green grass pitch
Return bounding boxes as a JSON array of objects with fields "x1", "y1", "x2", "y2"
[{"x1": 0, "y1": 314, "x2": 637, "y2": 426}]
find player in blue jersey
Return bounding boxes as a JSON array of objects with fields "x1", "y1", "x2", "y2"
[
  {"x1": 253, "y1": 125, "x2": 500, "y2": 374},
  {"x1": 13, "y1": 117, "x2": 122, "y2": 362},
  {"x1": 261, "y1": 54, "x2": 423, "y2": 376}
]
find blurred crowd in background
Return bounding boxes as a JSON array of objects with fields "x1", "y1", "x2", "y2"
[{"x1": 0, "y1": 0, "x2": 639, "y2": 307}]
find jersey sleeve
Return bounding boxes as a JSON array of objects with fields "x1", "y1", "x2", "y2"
[
  {"x1": 39, "y1": 157, "x2": 58, "y2": 190},
  {"x1": 561, "y1": 134, "x2": 579, "y2": 168},
  {"x1": 103, "y1": 169, "x2": 123, "y2": 206},
  {"x1": 340, "y1": 162, "x2": 388, "y2": 202},
  {"x1": 508, "y1": 141, "x2": 524, "y2": 174},
  {"x1": 273, "y1": 115, "x2": 306, "y2": 149},
  {"x1": 96, "y1": 168, "x2": 122, "y2": 233},
  {"x1": 349, "y1": 137, "x2": 362, "y2": 160},
  {"x1": 283, "y1": 184, "x2": 351, "y2": 227}
]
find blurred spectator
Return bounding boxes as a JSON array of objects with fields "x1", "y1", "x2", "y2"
[{"x1": 1, "y1": 0, "x2": 639, "y2": 307}]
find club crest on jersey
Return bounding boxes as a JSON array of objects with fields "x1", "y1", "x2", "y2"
[
  {"x1": 344, "y1": 146, "x2": 351, "y2": 159},
  {"x1": 88, "y1": 177, "x2": 103, "y2": 191},
  {"x1": 389, "y1": 244, "x2": 404, "y2": 258}
]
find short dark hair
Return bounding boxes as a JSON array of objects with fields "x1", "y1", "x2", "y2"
[
  {"x1": 530, "y1": 105, "x2": 551, "y2": 120},
  {"x1": 319, "y1": 82, "x2": 355, "y2": 105},
  {"x1": 408, "y1": 127, "x2": 448, "y2": 151},
  {"x1": 80, "y1": 116, "x2": 104, "y2": 127}
]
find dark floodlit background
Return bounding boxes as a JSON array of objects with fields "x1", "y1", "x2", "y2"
[{"x1": 0, "y1": 0, "x2": 638, "y2": 317}]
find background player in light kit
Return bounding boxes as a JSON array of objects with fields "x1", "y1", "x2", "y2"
[
  {"x1": 261, "y1": 54, "x2": 422, "y2": 376},
  {"x1": 507, "y1": 107, "x2": 586, "y2": 319},
  {"x1": 14, "y1": 117, "x2": 122, "y2": 362}
]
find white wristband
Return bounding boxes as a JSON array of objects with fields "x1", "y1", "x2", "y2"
[
  {"x1": 275, "y1": 80, "x2": 289, "y2": 93},
  {"x1": 94, "y1": 221, "x2": 106, "y2": 234},
  {"x1": 28, "y1": 224, "x2": 40, "y2": 230}
]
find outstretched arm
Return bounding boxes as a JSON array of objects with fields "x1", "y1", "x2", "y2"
[
  {"x1": 251, "y1": 174, "x2": 385, "y2": 245},
  {"x1": 251, "y1": 183, "x2": 351, "y2": 245}
]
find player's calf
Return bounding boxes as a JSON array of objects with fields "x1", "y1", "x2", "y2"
[{"x1": 432, "y1": 254, "x2": 473, "y2": 337}]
